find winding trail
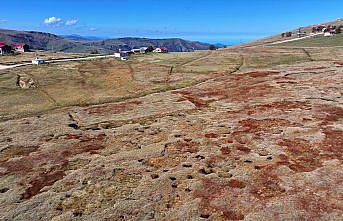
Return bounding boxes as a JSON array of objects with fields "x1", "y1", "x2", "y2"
[{"x1": 0, "y1": 54, "x2": 117, "y2": 72}]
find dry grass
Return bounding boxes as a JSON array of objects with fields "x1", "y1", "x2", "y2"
[{"x1": 0, "y1": 47, "x2": 331, "y2": 120}]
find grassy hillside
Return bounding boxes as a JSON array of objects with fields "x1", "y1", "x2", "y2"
[
  {"x1": 239, "y1": 19, "x2": 343, "y2": 47},
  {"x1": 276, "y1": 34, "x2": 343, "y2": 47}
]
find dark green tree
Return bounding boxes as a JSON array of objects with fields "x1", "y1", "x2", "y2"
[
  {"x1": 336, "y1": 26, "x2": 342, "y2": 34},
  {"x1": 209, "y1": 45, "x2": 217, "y2": 50},
  {"x1": 146, "y1": 46, "x2": 154, "y2": 52}
]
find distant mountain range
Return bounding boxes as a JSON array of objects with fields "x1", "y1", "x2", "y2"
[
  {"x1": 62, "y1": 34, "x2": 108, "y2": 41},
  {"x1": 0, "y1": 29, "x2": 210, "y2": 53}
]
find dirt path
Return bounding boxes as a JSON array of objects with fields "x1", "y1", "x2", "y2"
[
  {"x1": 0, "y1": 54, "x2": 117, "y2": 73},
  {"x1": 266, "y1": 32, "x2": 323, "y2": 46}
]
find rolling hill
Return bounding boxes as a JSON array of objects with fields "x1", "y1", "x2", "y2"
[
  {"x1": 0, "y1": 29, "x2": 210, "y2": 53},
  {"x1": 238, "y1": 19, "x2": 343, "y2": 47}
]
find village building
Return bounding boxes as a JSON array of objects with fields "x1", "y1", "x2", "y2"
[
  {"x1": 297, "y1": 32, "x2": 307, "y2": 38},
  {"x1": 14, "y1": 43, "x2": 29, "y2": 52},
  {"x1": 114, "y1": 52, "x2": 128, "y2": 58},
  {"x1": 0, "y1": 42, "x2": 12, "y2": 55},
  {"x1": 324, "y1": 30, "x2": 336, "y2": 37},
  {"x1": 131, "y1": 48, "x2": 141, "y2": 53},
  {"x1": 140, "y1": 47, "x2": 148, "y2": 53},
  {"x1": 153, "y1": 47, "x2": 168, "y2": 53},
  {"x1": 32, "y1": 58, "x2": 46, "y2": 65}
]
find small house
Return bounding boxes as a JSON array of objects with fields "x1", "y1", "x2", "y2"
[
  {"x1": 140, "y1": 47, "x2": 148, "y2": 53},
  {"x1": 114, "y1": 52, "x2": 128, "y2": 58},
  {"x1": 131, "y1": 48, "x2": 141, "y2": 53},
  {"x1": 14, "y1": 43, "x2": 29, "y2": 52},
  {"x1": 0, "y1": 42, "x2": 12, "y2": 55},
  {"x1": 153, "y1": 47, "x2": 168, "y2": 53},
  {"x1": 297, "y1": 32, "x2": 307, "y2": 38},
  {"x1": 32, "y1": 58, "x2": 46, "y2": 65},
  {"x1": 324, "y1": 31, "x2": 334, "y2": 37},
  {"x1": 324, "y1": 29, "x2": 336, "y2": 37}
]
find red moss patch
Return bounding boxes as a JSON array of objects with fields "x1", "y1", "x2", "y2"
[
  {"x1": 194, "y1": 178, "x2": 230, "y2": 208},
  {"x1": 241, "y1": 71, "x2": 280, "y2": 78},
  {"x1": 168, "y1": 140, "x2": 200, "y2": 154},
  {"x1": 319, "y1": 128, "x2": 343, "y2": 160},
  {"x1": 239, "y1": 118, "x2": 296, "y2": 134},
  {"x1": 235, "y1": 144, "x2": 251, "y2": 153},
  {"x1": 278, "y1": 139, "x2": 323, "y2": 172},
  {"x1": 21, "y1": 167, "x2": 66, "y2": 199},
  {"x1": 222, "y1": 210, "x2": 245, "y2": 220},
  {"x1": 220, "y1": 146, "x2": 231, "y2": 155},
  {"x1": 0, "y1": 133, "x2": 106, "y2": 199},
  {"x1": 180, "y1": 94, "x2": 209, "y2": 108},
  {"x1": 334, "y1": 61, "x2": 343, "y2": 66},
  {"x1": 65, "y1": 134, "x2": 82, "y2": 139},
  {"x1": 316, "y1": 106, "x2": 343, "y2": 125},
  {"x1": 228, "y1": 179, "x2": 246, "y2": 189},
  {"x1": 250, "y1": 168, "x2": 286, "y2": 199},
  {"x1": 204, "y1": 133, "x2": 220, "y2": 138},
  {"x1": 296, "y1": 193, "x2": 337, "y2": 220}
]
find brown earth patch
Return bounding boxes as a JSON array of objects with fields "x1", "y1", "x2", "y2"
[{"x1": 85, "y1": 100, "x2": 143, "y2": 115}]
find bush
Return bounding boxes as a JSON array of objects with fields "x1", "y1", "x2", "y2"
[
  {"x1": 336, "y1": 26, "x2": 342, "y2": 34},
  {"x1": 209, "y1": 45, "x2": 217, "y2": 50},
  {"x1": 146, "y1": 46, "x2": 154, "y2": 52},
  {"x1": 90, "y1": 49, "x2": 99, "y2": 54}
]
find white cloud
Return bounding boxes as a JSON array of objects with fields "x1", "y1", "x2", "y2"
[
  {"x1": 0, "y1": 19, "x2": 8, "y2": 23},
  {"x1": 44, "y1": 17, "x2": 62, "y2": 26},
  {"x1": 89, "y1": 27, "x2": 97, "y2": 31},
  {"x1": 65, "y1": 19, "x2": 78, "y2": 26}
]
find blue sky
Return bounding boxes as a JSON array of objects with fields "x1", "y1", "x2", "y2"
[{"x1": 0, "y1": 0, "x2": 342, "y2": 44}]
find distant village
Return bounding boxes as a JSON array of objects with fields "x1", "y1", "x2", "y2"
[
  {"x1": 281, "y1": 20, "x2": 342, "y2": 38},
  {"x1": 0, "y1": 42, "x2": 29, "y2": 55},
  {"x1": 114, "y1": 46, "x2": 168, "y2": 60},
  {"x1": 0, "y1": 40, "x2": 170, "y2": 65},
  {"x1": 0, "y1": 41, "x2": 168, "y2": 57}
]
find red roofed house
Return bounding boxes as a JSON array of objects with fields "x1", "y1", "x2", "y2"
[
  {"x1": 14, "y1": 43, "x2": 29, "y2": 52},
  {"x1": 153, "y1": 47, "x2": 168, "y2": 53},
  {"x1": 0, "y1": 42, "x2": 12, "y2": 55}
]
